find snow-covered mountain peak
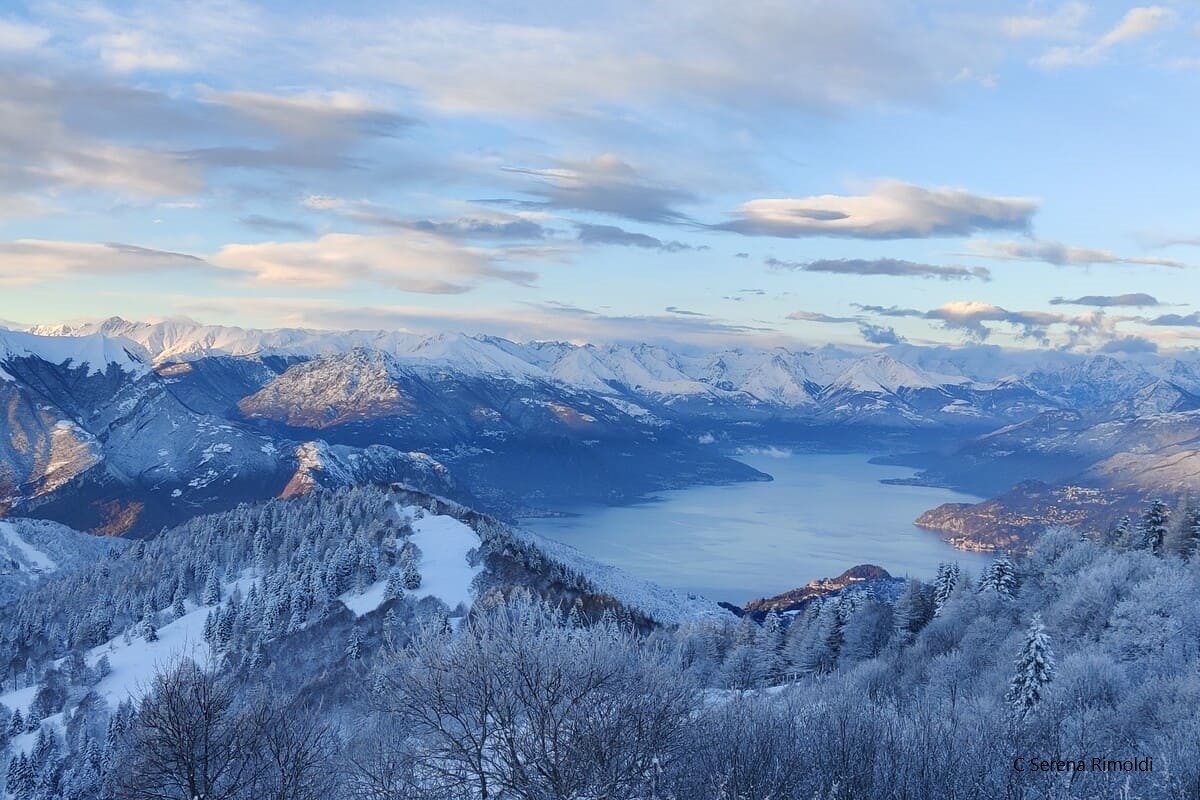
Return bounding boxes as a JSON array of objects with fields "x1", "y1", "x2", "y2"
[
  {"x1": 0, "y1": 329, "x2": 148, "y2": 381},
  {"x1": 828, "y1": 351, "x2": 964, "y2": 394}
]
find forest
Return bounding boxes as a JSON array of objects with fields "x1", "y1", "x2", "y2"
[{"x1": 1, "y1": 488, "x2": 1198, "y2": 800}]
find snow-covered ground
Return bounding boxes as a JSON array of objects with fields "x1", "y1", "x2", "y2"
[
  {"x1": 0, "y1": 572, "x2": 255, "y2": 754},
  {"x1": 0, "y1": 328, "x2": 146, "y2": 380},
  {"x1": 405, "y1": 507, "x2": 481, "y2": 611},
  {"x1": 339, "y1": 506, "x2": 483, "y2": 618},
  {"x1": 510, "y1": 524, "x2": 727, "y2": 625},
  {"x1": 0, "y1": 521, "x2": 58, "y2": 573}
]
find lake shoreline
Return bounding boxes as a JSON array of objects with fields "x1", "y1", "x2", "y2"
[{"x1": 521, "y1": 450, "x2": 992, "y2": 605}]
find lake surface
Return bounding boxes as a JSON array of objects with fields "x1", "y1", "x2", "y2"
[{"x1": 522, "y1": 449, "x2": 992, "y2": 605}]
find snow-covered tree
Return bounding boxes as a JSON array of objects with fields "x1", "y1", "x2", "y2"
[
  {"x1": 401, "y1": 560, "x2": 422, "y2": 591},
  {"x1": 346, "y1": 627, "x2": 364, "y2": 661},
  {"x1": 384, "y1": 567, "x2": 405, "y2": 601},
  {"x1": 978, "y1": 556, "x2": 1018, "y2": 599},
  {"x1": 893, "y1": 579, "x2": 932, "y2": 643},
  {"x1": 202, "y1": 567, "x2": 221, "y2": 606},
  {"x1": 1139, "y1": 499, "x2": 1170, "y2": 554},
  {"x1": 932, "y1": 562, "x2": 960, "y2": 615},
  {"x1": 1006, "y1": 613, "x2": 1055, "y2": 718}
]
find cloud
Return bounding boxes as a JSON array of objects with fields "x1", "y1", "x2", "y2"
[
  {"x1": 0, "y1": 239, "x2": 204, "y2": 284},
  {"x1": 767, "y1": 256, "x2": 990, "y2": 281},
  {"x1": 1050, "y1": 293, "x2": 1161, "y2": 307},
  {"x1": 968, "y1": 239, "x2": 1187, "y2": 268},
  {"x1": 1145, "y1": 312, "x2": 1200, "y2": 327},
  {"x1": 716, "y1": 181, "x2": 1036, "y2": 239},
  {"x1": 497, "y1": 155, "x2": 696, "y2": 223},
  {"x1": 665, "y1": 306, "x2": 707, "y2": 317},
  {"x1": 200, "y1": 89, "x2": 412, "y2": 142},
  {"x1": 851, "y1": 303, "x2": 924, "y2": 318},
  {"x1": 1001, "y1": 2, "x2": 1089, "y2": 39},
  {"x1": 858, "y1": 322, "x2": 904, "y2": 345},
  {"x1": 177, "y1": 297, "x2": 777, "y2": 346},
  {"x1": 1099, "y1": 335, "x2": 1158, "y2": 353},
  {"x1": 0, "y1": 70, "x2": 201, "y2": 200},
  {"x1": 1037, "y1": 6, "x2": 1174, "y2": 68},
  {"x1": 239, "y1": 215, "x2": 316, "y2": 235},
  {"x1": 209, "y1": 232, "x2": 538, "y2": 294},
  {"x1": 925, "y1": 300, "x2": 1067, "y2": 342},
  {"x1": 95, "y1": 31, "x2": 190, "y2": 73},
  {"x1": 0, "y1": 18, "x2": 50, "y2": 51},
  {"x1": 314, "y1": 2, "x2": 951, "y2": 120},
  {"x1": 848, "y1": 299, "x2": 1098, "y2": 343},
  {"x1": 575, "y1": 223, "x2": 697, "y2": 252},
  {"x1": 786, "y1": 310, "x2": 858, "y2": 324},
  {"x1": 302, "y1": 196, "x2": 556, "y2": 243}
]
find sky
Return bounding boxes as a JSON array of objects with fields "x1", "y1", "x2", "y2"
[{"x1": 1, "y1": 0, "x2": 1199, "y2": 351}]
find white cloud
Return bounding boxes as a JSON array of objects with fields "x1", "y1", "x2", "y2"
[
  {"x1": 209, "y1": 232, "x2": 537, "y2": 294},
  {"x1": 200, "y1": 89, "x2": 407, "y2": 141},
  {"x1": 0, "y1": 240, "x2": 204, "y2": 284},
  {"x1": 0, "y1": 18, "x2": 50, "y2": 51},
  {"x1": 718, "y1": 181, "x2": 1037, "y2": 239},
  {"x1": 0, "y1": 72, "x2": 201, "y2": 200},
  {"x1": 1001, "y1": 2, "x2": 1089, "y2": 39},
  {"x1": 93, "y1": 31, "x2": 190, "y2": 73},
  {"x1": 172, "y1": 297, "x2": 779, "y2": 347},
  {"x1": 967, "y1": 239, "x2": 1188, "y2": 268},
  {"x1": 1037, "y1": 6, "x2": 1174, "y2": 68},
  {"x1": 308, "y1": 2, "x2": 951, "y2": 119}
]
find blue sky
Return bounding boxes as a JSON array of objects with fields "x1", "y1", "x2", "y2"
[{"x1": 1, "y1": 0, "x2": 1198, "y2": 350}]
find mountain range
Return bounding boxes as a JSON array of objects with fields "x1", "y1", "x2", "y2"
[{"x1": 5, "y1": 316, "x2": 1200, "y2": 541}]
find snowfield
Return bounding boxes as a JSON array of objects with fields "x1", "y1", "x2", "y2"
[
  {"x1": 402, "y1": 505, "x2": 482, "y2": 611},
  {"x1": 0, "y1": 521, "x2": 58, "y2": 573}
]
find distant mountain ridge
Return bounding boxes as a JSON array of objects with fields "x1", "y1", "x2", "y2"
[{"x1": 8, "y1": 317, "x2": 1200, "y2": 543}]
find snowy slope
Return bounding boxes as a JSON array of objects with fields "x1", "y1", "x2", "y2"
[
  {"x1": 0, "y1": 518, "x2": 125, "y2": 601},
  {"x1": 827, "y1": 352, "x2": 966, "y2": 393},
  {"x1": 0, "y1": 329, "x2": 147, "y2": 380}
]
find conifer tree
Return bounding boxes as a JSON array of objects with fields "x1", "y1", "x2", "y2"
[
  {"x1": 202, "y1": 567, "x2": 222, "y2": 605},
  {"x1": 932, "y1": 562, "x2": 960, "y2": 615},
  {"x1": 402, "y1": 559, "x2": 422, "y2": 591},
  {"x1": 384, "y1": 567, "x2": 405, "y2": 601},
  {"x1": 6, "y1": 752, "x2": 34, "y2": 800},
  {"x1": 978, "y1": 556, "x2": 1018, "y2": 599},
  {"x1": 346, "y1": 627, "x2": 364, "y2": 661},
  {"x1": 893, "y1": 579, "x2": 932, "y2": 643},
  {"x1": 1006, "y1": 613, "x2": 1055, "y2": 717},
  {"x1": 1140, "y1": 499, "x2": 1170, "y2": 554}
]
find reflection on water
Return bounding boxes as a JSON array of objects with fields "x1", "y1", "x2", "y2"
[{"x1": 522, "y1": 449, "x2": 992, "y2": 605}]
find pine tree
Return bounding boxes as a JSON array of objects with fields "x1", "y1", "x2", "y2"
[
  {"x1": 1006, "y1": 613, "x2": 1055, "y2": 717},
  {"x1": 6, "y1": 752, "x2": 34, "y2": 800},
  {"x1": 402, "y1": 559, "x2": 422, "y2": 591},
  {"x1": 202, "y1": 567, "x2": 221, "y2": 605},
  {"x1": 1139, "y1": 499, "x2": 1170, "y2": 554},
  {"x1": 1111, "y1": 515, "x2": 1138, "y2": 550},
  {"x1": 384, "y1": 567, "x2": 405, "y2": 601},
  {"x1": 346, "y1": 627, "x2": 364, "y2": 660},
  {"x1": 932, "y1": 562, "x2": 960, "y2": 615},
  {"x1": 978, "y1": 556, "x2": 1018, "y2": 599},
  {"x1": 893, "y1": 579, "x2": 932, "y2": 644},
  {"x1": 95, "y1": 654, "x2": 112, "y2": 680},
  {"x1": 8, "y1": 707, "x2": 23, "y2": 737},
  {"x1": 171, "y1": 589, "x2": 187, "y2": 620}
]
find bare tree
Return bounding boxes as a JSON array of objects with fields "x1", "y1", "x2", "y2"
[
  {"x1": 118, "y1": 660, "x2": 269, "y2": 800},
  {"x1": 253, "y1": 703, "x2": 341, "y2": 800},
  {"x1": 378, "y1": 597, "x2": 696, "y2": 800}
]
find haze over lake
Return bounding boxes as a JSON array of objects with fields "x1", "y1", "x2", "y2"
[{"x1": 523, "y1": 450, "x2": 992, "y2": 604}]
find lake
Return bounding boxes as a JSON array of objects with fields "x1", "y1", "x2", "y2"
[{"x1": 522, "y1": 449, "x2": 992, "y2": 605}]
